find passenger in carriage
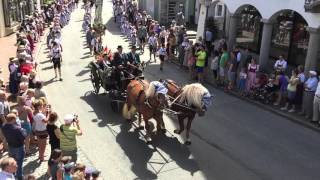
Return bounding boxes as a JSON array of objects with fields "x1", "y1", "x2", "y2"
[
  {"x1": 126, "y1": 45, "x2": 140, "y2": 66},
  {"x1": 111, "y1": 45, "x2": 127, "y2": 68},
  {"x1": 126, "y1": 45, "x2": 142, "y2": 77},
  {"x1": 111, "y1": 51, "x2": 126, "y2": 90}
]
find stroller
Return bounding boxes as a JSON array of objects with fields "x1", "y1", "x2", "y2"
[
  {"x1": 247, "y1": 73, "x2": 268, "y2": 100},
  {"x1": 259, "y1": 78, "x2": 278, "y2": 104},
  {"x1": 250, "y1": 74, "x2": 277, "y2": 104}
]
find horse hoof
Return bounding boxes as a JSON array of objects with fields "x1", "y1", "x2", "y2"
[
  {"x1": 173, "y1": 129, "x2": 180, "y2": 134},
  {"x1": 185, "y1": 141, "x2": 191, "y2": 145}
]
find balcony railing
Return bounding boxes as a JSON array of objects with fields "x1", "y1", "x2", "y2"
[{"x1": 305, "y1": 0, "x2": 320, "y2": 13}]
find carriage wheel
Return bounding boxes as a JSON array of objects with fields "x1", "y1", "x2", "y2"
[
  {"x1": 110, "y1": 100, "x2": 119, "y2": 113},
  {"x1": 110, "y1": 100, "x2": 124, "y2": 113},
  {"x1": 90, "y1": 69, "x2": 100, "y2": 94}
]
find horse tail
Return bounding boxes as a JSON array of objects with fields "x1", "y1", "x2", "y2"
[
  {"x1": 122, "y1": 103, "x2": 137, "y2": 120},
  {"x1": 122, "y1": 103, "x2": 131, "y2": 119}
]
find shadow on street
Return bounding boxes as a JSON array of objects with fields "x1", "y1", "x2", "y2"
[{"x1": 80, "y1": 90, "x2": 202, "y2": 178}]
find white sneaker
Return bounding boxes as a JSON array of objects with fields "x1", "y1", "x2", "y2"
[
  {"x1": 280, "y1": 107, "x2": 287, "y2": 111},
  {"x1": 273, "y1": 102, "x2": 279, "y2": 106},
  {"x1": 288, "y1": 109, "x2": 295, "y2": 113}
]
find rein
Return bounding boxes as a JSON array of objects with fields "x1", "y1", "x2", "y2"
[
  {"x1": 167, "y1": 95, "x2": 197, "y2": 112},
  {"x1": 163, "y1": 80, "x2": 198, "y2": 112},
  {"x1": 168, "y1": 93, "x2": 182, "y2": 107}
]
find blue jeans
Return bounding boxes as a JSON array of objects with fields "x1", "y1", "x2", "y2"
[{"x1": 8, "y1": 146, "x2": 25, "y2": 180}]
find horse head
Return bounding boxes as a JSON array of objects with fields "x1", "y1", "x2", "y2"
[{"x1": 179, "y1": 83, "x2": 213, "y2": 117}]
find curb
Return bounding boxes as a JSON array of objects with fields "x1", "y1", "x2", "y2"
[
  {"x1": 224, "y1": 89, "x2": 320, "y2": 133},
  {"x1": 168, "y1": 60, "x2": 320, "y2": 133}
]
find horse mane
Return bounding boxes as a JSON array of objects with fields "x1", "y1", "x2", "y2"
[
  {"x1": 179, "y1": 83, "x2": 208, "y2": 109},
  {"x1": 145, "y1": 82, "x2": 156, "y2": 98}
]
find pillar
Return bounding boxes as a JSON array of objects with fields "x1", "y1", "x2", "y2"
[
  {"x1": 36, "y1": 0, "x2": 41, "y2": 12},
  {"x1": 196, "y1": 3, "x2": 208, "y2": 40},
  {"x1": 227, "y1": 14, "x2": 239, "y2": 51},
  {"x1": 305, "y1": 27, "x2": 320, "y2": 72},
  {"x1": 0, "y1": 0, "x2": 5, "y2": 37},
  {"x1": 258, "y1": 19, "x2": 273, "y2": 71}
]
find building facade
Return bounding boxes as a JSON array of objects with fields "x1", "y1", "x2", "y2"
[
  {"x1": 197, "y1": 0, "x2": 320, "y2": 72},
  {"x1": 0, "y1": 0, "x2": 35, "y2": 37},
  {"x1": 138, "y1": 0, "x2": 196, "y2": 26}
]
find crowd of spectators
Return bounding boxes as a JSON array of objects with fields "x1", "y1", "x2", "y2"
[
  {"x1": 0, "y1": 0, "x2": 102, "y2": 179},
  {"x1": 111, "y1": 0, "x2": 320, "y2": 126}
]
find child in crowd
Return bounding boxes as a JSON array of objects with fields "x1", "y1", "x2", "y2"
[
  {"x1": 210, "y1": 50, "x2": 219, "y2": 83},
  {"x1": 238, "y1": 68, "x2": 247, "y2": 96},
  {"x1": 158, "y1": 43, "x2": 167, "y2": 71}
]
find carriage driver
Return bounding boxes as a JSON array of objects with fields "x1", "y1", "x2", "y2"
[
  {"x1": 126, "y1": 45, "x2": 140, "y2": 65},
  {"x1": 111, "y1": 45, "x2": 127, "y2": 90}
]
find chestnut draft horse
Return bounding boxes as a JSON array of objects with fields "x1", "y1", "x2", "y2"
[
  {"x1": 122, "y1": 79, "x2": 167, "y2": 143},
  {"x1": 164, "y1": 79, "x2": 212, "y2": 145}
]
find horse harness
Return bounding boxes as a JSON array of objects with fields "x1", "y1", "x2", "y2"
[
  {"x1": 134, "y1": 79, "x2": 153, "y2": 108},
  {"x1": 163, "y1": 80, "x2": 198, "y2": 112}
]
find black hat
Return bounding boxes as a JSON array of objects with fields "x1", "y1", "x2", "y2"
[
  {"x1": 117, "y1": 45, "x2": 123, "y2": 49},
  {"x1": 92, "y1": 170, "x2": 101, "y2": 176},
  {"x1": 131, "y1": 45, "x2": 137, "y2": 49}
]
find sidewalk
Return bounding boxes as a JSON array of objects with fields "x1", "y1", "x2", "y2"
[
  {"x1": 0, "y1": 31, "x2": 46, "y2": 85},
  {"x1": 0, "y1": 33, "x2": 16, "y2": 83},
  {"x1": 0, "y1": 19, "x2": 94, "y2": 180},
  {"x1": 1, "y1": 143, "x2": 93, "y2": 179},
  {"x1": 169, "y1": 55, "x2": 320, "y2": 133}
]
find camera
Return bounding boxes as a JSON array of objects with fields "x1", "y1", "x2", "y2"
[
  {"x1": 73, "y1": 114, "x2": 78, "y2": 122},
  {"x1": 46, "y1": 104, "x2": 51, "y2": 112}
]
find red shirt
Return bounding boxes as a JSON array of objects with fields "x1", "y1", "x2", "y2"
[{"x1": 20, "y1": 64, "x2": 33, "y2": 75}]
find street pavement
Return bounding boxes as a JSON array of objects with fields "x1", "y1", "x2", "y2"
[{"x1": 34, "y1": 1, "x2": 320, "y2": 180}]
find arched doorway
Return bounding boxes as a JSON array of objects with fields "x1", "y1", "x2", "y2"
[
  {"x1": 205, "y1": 1, "x2": 228, "y2": 39},
  {"x1": 270, "y1": 10, "x2": 309, "y2": 67},
  {"x1": 235, "y1": 5, "x2": 262, "y2": 52}
]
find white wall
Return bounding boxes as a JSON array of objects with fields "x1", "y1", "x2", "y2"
[
  {"x1": 146, "y1": 0, "x2": 155, "y2": 18},
  {"x1": 219, "y1": 0, "x2": 320, "y2": 28},
  {"x1": 195, "y1": 0, "x2": 201, "y2": 24}
]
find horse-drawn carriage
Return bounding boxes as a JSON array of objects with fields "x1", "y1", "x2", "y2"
[
  {"x1": 88, "y1": 59, "x2": 144, "y2": 112},
  {"x1": 89, "y1": 58, "x2": 213, "y2": 145}
]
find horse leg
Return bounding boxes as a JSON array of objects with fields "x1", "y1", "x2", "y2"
[
  {"x1": 185, "y1": 117, "x2": 193, "y2": 145},
  {"x1": 138, "y1": 113, "x2": 144, "y2": 130},
  {"x1": 155, "y1": 113, "x2": 166, "y2": 134},
  {"x1": 144, "y1": 118, "x2": 152, "y2": 144},
  {"x1": 173, "y1": 116, "x2": 185, "y2": 134},
  {"x1": 160, "y1": 116, "x2": 167, "y2": 134}
]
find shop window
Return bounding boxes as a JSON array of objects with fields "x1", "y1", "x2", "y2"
[
  {"x1": 215, "y1": 4, "x2": 223, "y2": 17},
  {"x1": 270, "y1": 11, "x2": 309, "y2": 66},
  {"x1": 235, "y1": 6, "x2": 262, "y2": 52},
  {"x1": 3, "y1": 0, "x2": 21, "y2": 27}
]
